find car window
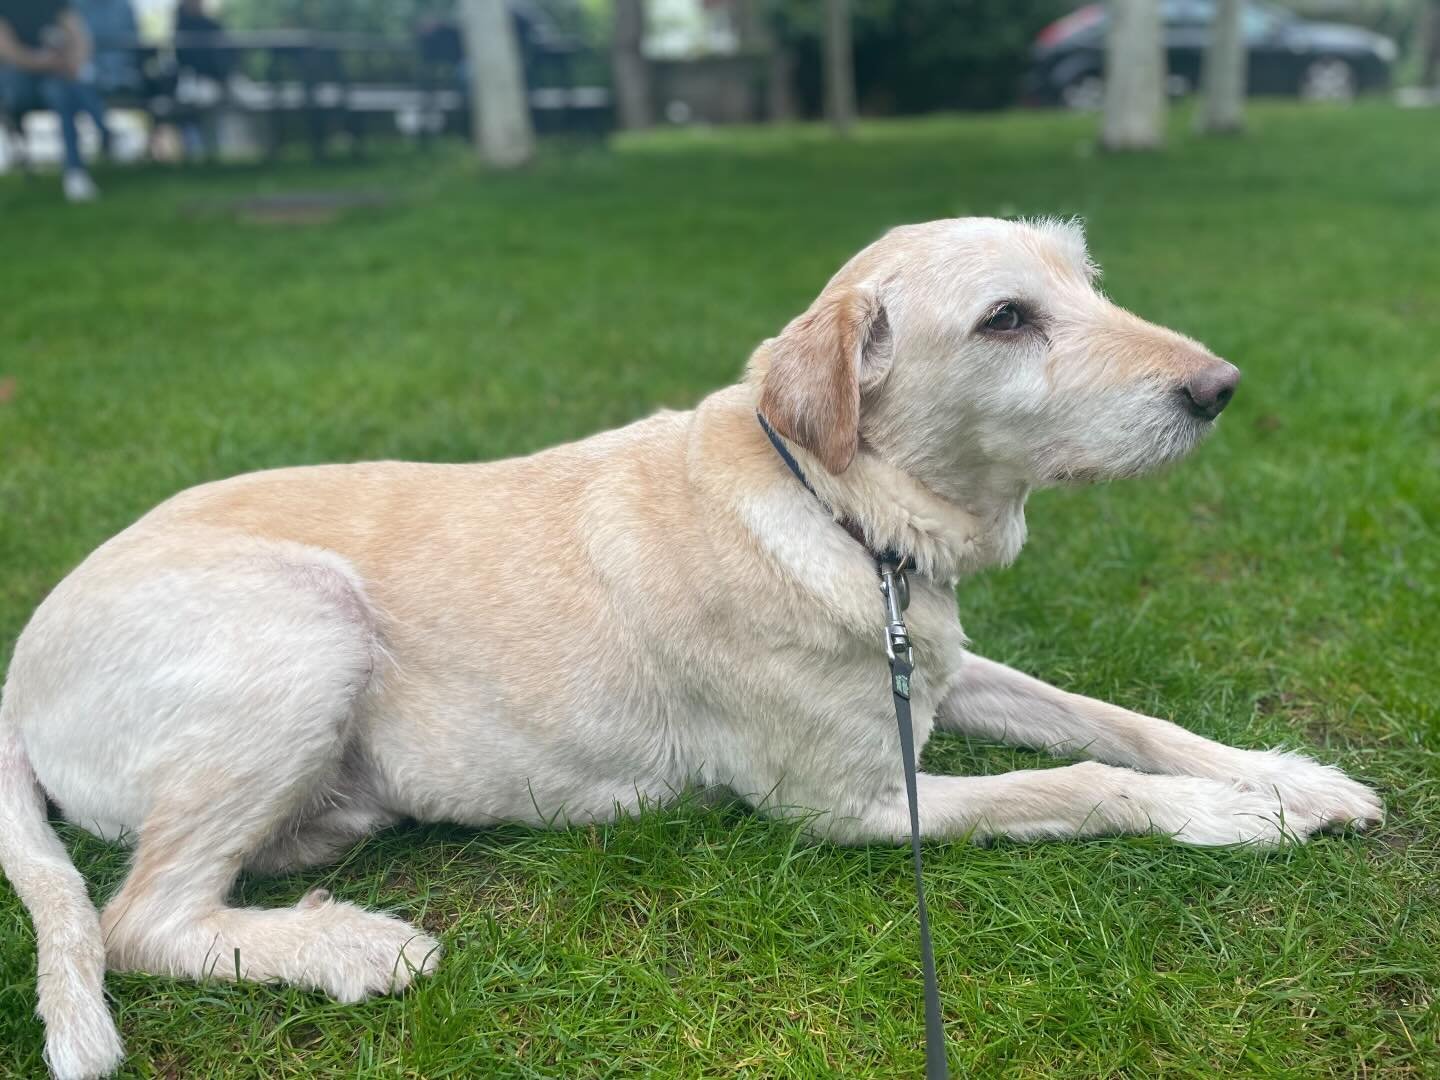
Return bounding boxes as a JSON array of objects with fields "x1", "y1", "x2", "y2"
[
  {"x1": 1161, "y1": 0, "x2": 1291, "y2": 36},
  {"x1": 1243, "y1": 3, "x2": 1288, "y2": 37},
  {"x1": 1162, "y1": 0, "x2": 1214, "y2": 27}
]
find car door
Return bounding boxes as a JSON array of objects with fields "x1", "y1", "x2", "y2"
[{"x1": 1243, "y1": 3, "x2": 1303, "y2": 95}]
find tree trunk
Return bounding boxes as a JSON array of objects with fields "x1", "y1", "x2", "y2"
[
  {"x1": 768, "y1": 45, "x2": 798, "y2": 122},
  {"x1": 1199, "y1": 0, "x2": 1245, "y2": 133},
  {"x1": 612, "y1": 0, "x2": 651, "y2": 131},
  {"x1": 460, "y1": 0, "x2": 534, "y2": 167},
  {"x1": 736, "y1": 0, "x2": 796, "y2": 122},
  {"x1": 1423, "y1": 0, "x2": 1440, "y2": 90},
  {"x1": 735, "y1": 0, "x2": 766, "y2": 51},
  {"x1": 1101, "y1": 0, "x2": 1166, "y2": 151},
  {"x1": 823, "y1": 0, "x2": 856, "y2": 134}
]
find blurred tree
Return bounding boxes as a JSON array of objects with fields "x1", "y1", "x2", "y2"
[
  {"x1": 823, "y1": 0, "x2": 856, "y2": 132},
  {"x1": 1102, "y1": 0, "x2": 1165, "y2": 150},
  {"x1": 1423, "y1": 0, "x2": 1440, "y2": 86},
  {"x1": 461, "y1": 0, "x2": 534, "y2": 166},
  {"x1": 612, "y1": 0, "x2": 650, "y2": 128},
  {"x1": 776, "y1": 1, "x2": 1071, "y2": 116},
  {"x1": 736, "y1": 0, "x2": 796, "y2": 120},
  {"x1": 1199, "y1": 0, "x2": 1245, "y2": 133}
]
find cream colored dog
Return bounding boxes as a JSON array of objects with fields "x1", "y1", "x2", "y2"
[{"x1": 0, "y1": 218, "x2": 1381, "y2": 1079}]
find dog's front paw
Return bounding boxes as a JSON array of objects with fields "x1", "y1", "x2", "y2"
[
  {"x1": 1236, "y1": 750, "x2": 1383, "y2": 834},
  {"x1": 1154, "y1": 776, "x2": 1312, "y2": 847}
]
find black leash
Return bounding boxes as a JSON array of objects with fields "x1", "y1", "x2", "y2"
[
  {"x1": 757, "y1": 411, "x2": 948, "y2": 1079},
  {"x1": 879, "y1": 560, "x2": 947, "y2": 1080}
]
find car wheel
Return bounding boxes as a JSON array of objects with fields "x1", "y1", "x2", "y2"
[
  {"x1": 1060, "y1": 73, "x2": 1105, "y2": 111},
  {"x1": 1299, "y1": 57, "x2": 1356, "y2": 103}
]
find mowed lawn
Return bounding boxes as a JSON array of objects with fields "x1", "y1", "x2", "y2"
[{"x1": 1, "y1": 103, "x2": 1437, "y2": 1078}]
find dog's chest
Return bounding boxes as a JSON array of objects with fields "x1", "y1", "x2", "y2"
[
  {"x1": 905, "y1": 575, "x2": 967, "y2": 687},
  {"x1": 708, "y1": 573, "x2": 962, "y2": 766}
]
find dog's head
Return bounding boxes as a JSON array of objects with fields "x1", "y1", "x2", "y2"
[{"x1": 754, "y1": 217, "x2": 1239, "y2": 497}]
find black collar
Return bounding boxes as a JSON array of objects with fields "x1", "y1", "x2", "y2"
[{"x1": 756, "y1": 410, "x2": 907, "y2": 569}]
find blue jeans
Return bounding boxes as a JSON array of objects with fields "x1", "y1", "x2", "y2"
[{"x1": 0, "y1": 68, "x2": 109, "y2": 171}]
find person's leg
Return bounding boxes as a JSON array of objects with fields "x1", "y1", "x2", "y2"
[
  {"x1": 74, "y1": 82, "x2": 111, "y2": 156},
  {"x1": 0, "y1": 70, "x2": 38, "y2": 171},
  {"x1": 38, "y1": 78, "x2": 98, "y2": 200},
  {"x1": 180, "y1": 118, "x2": 205, "y2": 161},
  {"x1": 37, "y1": 77, "x2": 85, "y2": 171},
  {"x1": 0, "y1": 68, "x2": 23, "y2": 113}
]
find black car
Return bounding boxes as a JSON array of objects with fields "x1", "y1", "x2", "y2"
[{"x1": 1025, "y1": 0, "x2": 1397, "y2": 109}]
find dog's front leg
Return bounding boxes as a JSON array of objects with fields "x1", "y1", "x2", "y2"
[
  {"x1": 932, "y1": 653, "x2": 1382, "y2": 836},
  {"x1": 830, "y1": 763, "x2": 1338, "y2": 847}
]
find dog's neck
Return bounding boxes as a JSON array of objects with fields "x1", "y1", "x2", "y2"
[{"x1": 748, "y1": 409, "x2": 1029, "y2": 585}]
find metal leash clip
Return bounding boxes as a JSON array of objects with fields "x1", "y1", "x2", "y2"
[{"x1": 878, "y1": 558, "x2": 912, "y2": 666}]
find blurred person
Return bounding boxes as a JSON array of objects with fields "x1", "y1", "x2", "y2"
[
  {"x1": 172, "y1": 0, "x2": 227, "y2": 160},
  {"x1": 0, "y1": 0, "x2": 106, "y2": 200},
  {"x1": 74, "y1": 0, "x2": 137, "y2": 95},
  {"x1": 174, "y1": 0, "x2": 225, "y2": 79}
]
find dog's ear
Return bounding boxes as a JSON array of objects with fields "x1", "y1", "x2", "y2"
[{"x1": 758, "y1": 285, "x2": 891, "y2": 475}]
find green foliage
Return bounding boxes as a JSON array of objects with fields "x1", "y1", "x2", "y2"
[
  {"x1": 777, "y1": 0, "x2": 1074, "y2": 113},
  {"x1": 2, "y1": 104, "x2": 1439, "y2": 1076}
]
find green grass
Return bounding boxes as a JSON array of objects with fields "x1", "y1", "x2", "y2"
[{"x1": 2, "y1": 103, "x2": 1438, "y2": 1078}]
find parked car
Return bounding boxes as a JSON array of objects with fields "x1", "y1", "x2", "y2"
[{"x1": 1025, "y1": 0, "x2": 1397, "y2": 109}]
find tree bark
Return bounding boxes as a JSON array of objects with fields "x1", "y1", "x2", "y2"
[
  {"x1": 823, "y1": 0, "x2": 856, "y2": 134},
  {"x1": 612, "y1": 0, "x2": 651, "y2": 131},
  {"x1": 768, "y1": 44, "x2": 798, "y2": 122},
  {"x1": 736, "y1": 0, "x2": 796, "y2": 122},
  {"x1": 460, "y1": 0, "x2": 534, "y2": 167},
  {"x1": 1199, "y1": 0, "x2": 1245, "y2": 133},
  {"x1": 1423, "y1": 0, "x2": 1440, "y2": 90},
  {"x1": 1101, "y1": 0, "x2": 1166, "y2": 151},
  {"x1": 735, "y1": 0, "x2": 767, "y2": 51}
]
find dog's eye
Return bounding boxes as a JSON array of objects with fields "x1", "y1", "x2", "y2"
[{"x1": 984, "y1": 303, "x2": 1025, "y2": 333}]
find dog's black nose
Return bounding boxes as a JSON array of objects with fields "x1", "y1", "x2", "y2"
[{"x1": 1180, "y1": 362, "x2": 1241, "y2": 420}]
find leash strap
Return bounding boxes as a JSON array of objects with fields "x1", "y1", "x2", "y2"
[
  {"x1": 756, "y1": 410, "x2": 946, "y2": 1076},
  {"x1": 882, "y1": 566, "x2": 948, "y2": 1080}
]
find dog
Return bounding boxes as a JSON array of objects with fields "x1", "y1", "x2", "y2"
[{"x1": 0, "y1": 217, "x2": 1382, "y2": 1079}]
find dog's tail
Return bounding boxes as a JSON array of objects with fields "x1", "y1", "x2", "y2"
[{"x1": 0, "y1": 712, "x2": 124, "y2": 1080}]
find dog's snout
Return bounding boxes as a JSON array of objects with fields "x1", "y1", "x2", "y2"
[{"x1": 1180, "y1": 362, "x2": 1241, "y2": 421}]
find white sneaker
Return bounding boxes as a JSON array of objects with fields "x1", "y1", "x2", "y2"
[{"x1": 62, "y1": 169, "x2": 99, "y2": 203}]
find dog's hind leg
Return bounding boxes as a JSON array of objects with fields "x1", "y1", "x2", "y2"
[
  {"x1": 102, "y1": 790, "x2": 439, "y2": 1002},
  {"x1": 242, "y1": 749, "x2": 400, "y2": 877},
  {"x1": 103, "y1": 808, "x2": 439, "y2": 1001},
  {"x1": 36, "y1": 541, "x2": 445, "y2": 1000}
]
